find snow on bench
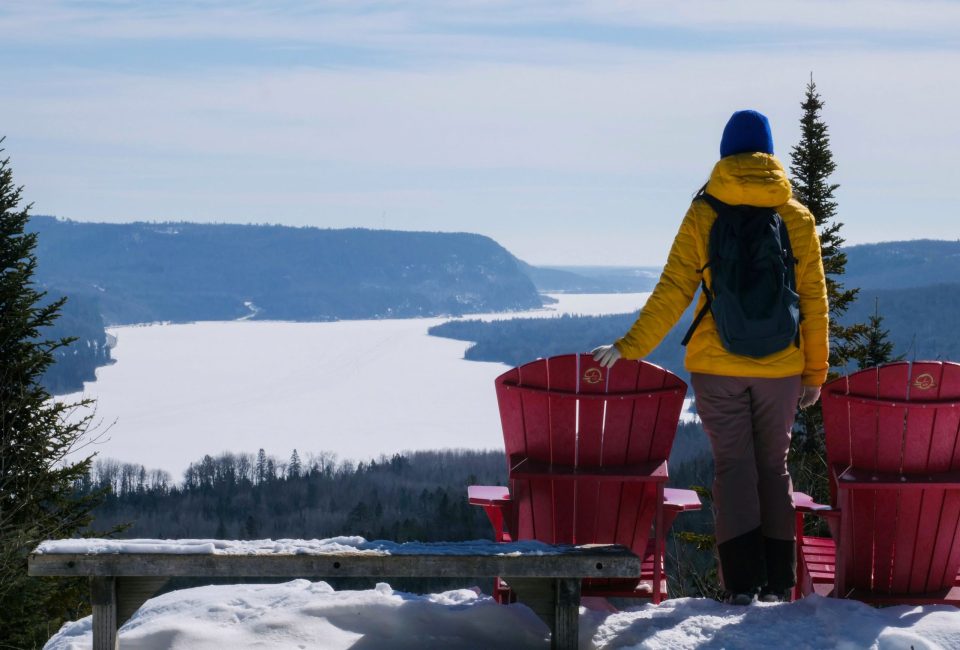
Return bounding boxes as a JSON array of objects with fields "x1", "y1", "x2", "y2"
[{"x1": 30, "y1": 537, "x2": 642, "y2": 650}]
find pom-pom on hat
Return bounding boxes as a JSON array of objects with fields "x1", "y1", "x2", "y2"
[{"x1": 720, "y1": 110, "x2": 774, "y2": 158}]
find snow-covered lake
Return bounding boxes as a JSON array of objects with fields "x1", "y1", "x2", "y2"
[{"x1": 63, "y1": 293, "x2": 650, "y2": 479}]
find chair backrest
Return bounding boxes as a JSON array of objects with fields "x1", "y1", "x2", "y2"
[
  {"x1": 494, "y1": 354, "x2": 686, "y2": 552},
  {"x1": 821, "y1": 361, "x2": 960, "y2": 596}
]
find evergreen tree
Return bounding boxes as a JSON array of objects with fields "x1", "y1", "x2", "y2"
[
  {"x1": 255, "y1": 448, "x2": 267, "y2": 485},
  {"x1": 853, "y1": 298, "x2": 902, "y2": 369},
  {"x1": 0, "y1": 140, "x2": 103, "y2": 647},
  {"x1": 789, "y1": 75, "x2": 865, "y2": 368},
  {"x1": 788, "y1": 77, "x2": 866, "y2": 504},
  {"x1": 288, "y1": 449, "x2": 302, "y2": 479}
]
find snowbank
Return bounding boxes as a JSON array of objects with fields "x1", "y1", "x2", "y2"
[{"x1": 44, "y1": 581, "x2": 960, "y2": 650}]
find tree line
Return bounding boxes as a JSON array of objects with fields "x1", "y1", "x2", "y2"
[{"x1": 80, "y1": 450, "x2": 508, "y2": 543}]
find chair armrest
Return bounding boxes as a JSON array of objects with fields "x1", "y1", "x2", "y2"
[
  {"x1": 663, "y1": 488, "x2": 701, "y2": 512},
  {"x1": 832, "y1": 464, "x2": 960, "y2": 490},
  {"x1": 793, "y1": 491, "x2": 838, "y2": 517},
  {"x1": 467, "y1": 486, "x2": 512, "y2": 542},
  {"x1": 467, "y1": 485, "x2": 511, "y2": 506}
]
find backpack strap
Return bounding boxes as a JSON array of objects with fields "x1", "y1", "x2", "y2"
[
  {"x1": 777, "y1": 213, "x2": 802, "y2": 349},
  {"x1": 681, "y1": 192, "x2": 721, "y2": 347},
  {"x1": 681, "y1": 263, "x2": 712, "y2": 347}
]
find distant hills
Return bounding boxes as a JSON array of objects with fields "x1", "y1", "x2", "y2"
[
  {"x1": 29, "y1": 216, "x2": 960, "y2": 395},
  {"x1": 844, "y1": 239, "x2": 960, "y2": 290},
  {"x1": 30, "y1": 217, "x2": 543, "y2": 325},
  {"x1": 519, "y1": 262, "x2": 661, "y2": 293},
  {"x1": 434, "y1": 239, "x2": 960, "y2": 380}
]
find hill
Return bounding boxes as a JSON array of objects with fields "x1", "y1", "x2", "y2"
[
  {"x1": 30, "y1": 217, "x2": 543, "y2": 325},
  {"x1": 433, "y1": 239, "x2": 960, "y2": 377},
  {"x1": 844, "y1": 239, "x2": 960, "y2": 290},
  {"x1": 521, "y1": 262, "x2": 661, "y2": 293}
]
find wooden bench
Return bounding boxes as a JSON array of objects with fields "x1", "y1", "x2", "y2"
[{"x1": 29, "y1": 538, "x2": 642, "y2": 650}]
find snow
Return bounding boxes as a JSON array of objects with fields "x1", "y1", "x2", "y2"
[
  {"x1": 60, "y1": 293, "x2": 649, "y2": 478},
  {"x1": 43, "y1": 581, "x2": 960, "y2": 650},
  {"x1": 35, "y1": 537, "x2": 563, "y2": 557}
]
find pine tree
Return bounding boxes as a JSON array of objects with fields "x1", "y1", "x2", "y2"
[
  {"x1": 789, "y1": 75, "x2": 864, "y2": 368},
  {"x1": 788, "y1": 78, "x2": 866, "y2": 504},
  {"x1": 0, "y1": 140, "x2": 104, "y2": 647},
  {"x1": 255, "y1": 448, "x2": 267, "y2": 484},
  {"x1": 853, "y1": 298, "x2": 902, "y2": 369},
  {"x1": 288, "y1": 449, "x2": 302, "y2": 479}
]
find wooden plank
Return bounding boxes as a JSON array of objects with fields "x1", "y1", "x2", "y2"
[
  {"x1": 628, "y1": 362, "x2": 669, "y2": 463},
  {"x1": 574, "y1": 354, "x2": 606, "y2": 546},
  {"x1": 502, "y1": 384, "x2": 684, "y2": 401},
  {"x1": 547, "y1": 355, "x2": 578, "y2": 544},
  {"x1": 117, "y1": 577, "x2": 168, "y2": 626},
  {"x1": 496, "y1": 366, "x2": 525, "y2": 540},
  {"x1": 663, "y1": 488, "x2": 702, "y2": 511},
  {"x1": 845, "y1": 366, "x2": 884, "y2": 593},
  {"x1": 518, "y1": 359, "x2": 552, "y2": 542},
  {"x1": 647, "y1": 367, "x2": 686, "y2": 461},
  {"x1": 467, "y1": 485, "x2": 511, "y2": 506},
  {"x1": 941, "y1": 364, "x2": 960, "y2": 470},
  {"x1": 924, "y1": 489, "x2": 960, "y2": 593},
  {"x1": 90, "y1": 577, "x2": 118, "y2": 650},
  {"x1": 890, "y1": 486, "x2": 923, "y2": 594},
  {"x1": 500, "y1": 577, "x2": 555, "y2": 632},
  {"x1": 894, "y1": 364, "x2": 944, "y2": 594},
  {"x1": 836, "y1": 467, "x2": 960, "y2": 488},
  {"x1": 553, "y1": 578, "x2": 581, "y2": 650},
  {"x1": 29, "y1": 547, "x2": 642, "y2": 579},
  {"x1": 510, "y1": 457, "x2": 668, "y2": 482},
  {"x1": 595, "y1": 359, "x2": 640, "y2": 545}
]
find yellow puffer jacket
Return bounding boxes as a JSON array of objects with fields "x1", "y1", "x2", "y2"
[{"x1": 615, "y1": 153, "x2": 829, "y2": 386}]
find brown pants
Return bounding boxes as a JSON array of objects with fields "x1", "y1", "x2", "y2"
[{"x1": 691, "y1": 373, "x2": 801, "y2": 544}]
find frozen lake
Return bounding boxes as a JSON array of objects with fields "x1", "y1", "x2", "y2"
[{"x1": 63, "y1": 293, "x2": 651, "y2": 478}]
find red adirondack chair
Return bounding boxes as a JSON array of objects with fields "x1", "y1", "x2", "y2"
[
  {"x1": 468, "y1": 354, "x2": 701, "y2": 604},
  {"x1": 794, "y1": 361, "x2": 960, "y2": 605}
]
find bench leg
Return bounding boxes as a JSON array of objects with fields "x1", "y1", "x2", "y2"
[
  {"x1": 91, "y1": 577, "x2": 119, "y2": 650},
  {"x1": 552, "y1": 578, "x2": 581, "y2": 650}
]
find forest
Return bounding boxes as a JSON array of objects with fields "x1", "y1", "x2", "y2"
[
  {"x1": 76, "y1": 428, "x2": 716, "y2": 594},
  {"x1": 40, "y1": 292, "x2": 113, "y2": 394},
  {"x1": 429, "y1": 310, "x2": 695, "y2": 385},
  {"x1": 430, "y1": 240, "x2": 960, "y2": 379},
  {"x1": 29, "y1": 217, "x2": 543, "y2": 324}
]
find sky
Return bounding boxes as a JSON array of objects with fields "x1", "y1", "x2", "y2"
[{"x1": 1, "y1": 1, "x2": 958, "y2": 266}]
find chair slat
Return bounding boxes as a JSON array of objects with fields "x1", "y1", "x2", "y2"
[
  {"x1": 574, "y1": 356, "x2": 607, "y2": 545},
  {"x1": 516, "y1": 359, "x2": 551, "y2": 541},
  {"x1": 547, "y1": 355, "x2": 579, "y2": 544},
  {"x1": 890, "y1": 488, "x2": 924, "y2": 593},
  {"x1": 594, "y1": 360, "x2": 642, "y2": 545},
  {"x1": 872, "y1": 365, "x2": 913, "y2": 592},
  {"x1": 924, "y1": 490, "x2": 960, "y2": 593}
]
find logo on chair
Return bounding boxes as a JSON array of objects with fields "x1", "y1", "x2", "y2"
[
  {"x1": 583, "y1": 368, "x2": 603, "y2": 385},
  {"x1": 913, "y1": 373, "x2": 937, "y2": 391}
]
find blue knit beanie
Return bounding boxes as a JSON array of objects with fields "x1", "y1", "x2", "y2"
[{"x1": 720, "y1": 110, "x2": 774, "y2": 158}]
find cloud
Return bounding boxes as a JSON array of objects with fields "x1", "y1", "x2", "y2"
[{"x1": 2, "y1": 1, "x2": 958, "y2": 264}]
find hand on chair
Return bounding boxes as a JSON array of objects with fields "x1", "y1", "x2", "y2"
[
  {"x1": 592, "y1": 344, "x2": 622, "y2": 369},
  {"x1": 799, "y1": 385, "x2": 821, "y2": 409}
]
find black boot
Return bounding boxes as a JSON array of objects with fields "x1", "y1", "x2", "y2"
[
  {"x1": 717, "y1": 527, "x2": 766, "y2": 600},
  {"x1": 760, "y1": 536, "x2": 796, "y2": 602}
]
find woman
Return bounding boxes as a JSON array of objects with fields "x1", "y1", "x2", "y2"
[{"x1": 593, "y1": 109, "x2": 829, "y2": 604}]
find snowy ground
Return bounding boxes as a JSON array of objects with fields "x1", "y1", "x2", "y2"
[
  {"x1": 45, "y1": 580, "x2": 960, "y2": 650},
  {"x1": 61, "y1": 293, "x2": 656, "y2": 478}
]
